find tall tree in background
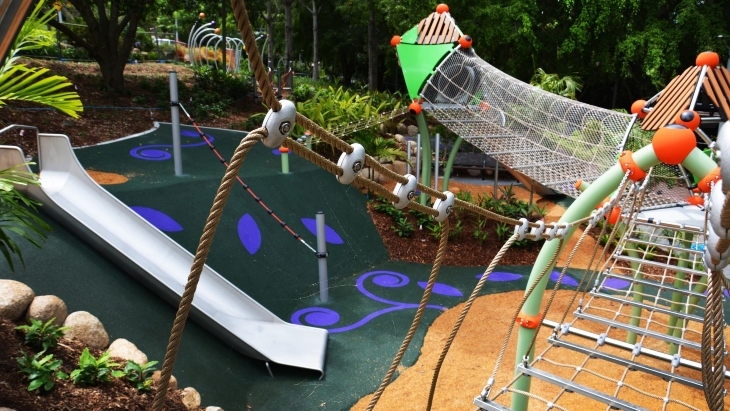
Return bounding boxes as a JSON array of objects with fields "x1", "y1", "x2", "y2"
[
  {"x1": 48, "y1": 0, "x2": 156, "y2": 93},
  {"x1": 283, "y1": 0, "x2": 294, "y2": 71},
  {"x1": 298, "y1": 0, "x2": 320, "y2": 80},
  {"x1": 367, "y1": 0, "x2": 377, "y2": 90}
]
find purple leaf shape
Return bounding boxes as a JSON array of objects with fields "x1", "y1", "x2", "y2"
[
  {"x1": 476, "y1": 272, "x2": 522, "y2": 282},
  {"x1": 549, "y1": 271, "x2": 579, "y2": 287},
  {"x1": 418, "y1": 281, "x2": 463, "y2": 297},
  {"x1": 603, "y1": 278, "x2": 631, "y2": 290},
  {"x1": 301, "y1": 218, "x2": 344, "y2": 244},
  {"x1": 131, "y1": 206, "x2": 183, "y2": 232},
  {"x1": 238, "y1": 214, "x2": 261, "y2": 255}
]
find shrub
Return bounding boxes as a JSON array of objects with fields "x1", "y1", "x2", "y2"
[
  {"x1": 392, "y1": 217, "x2": 414, "y2": 238},
  {"x1": 15, "y1": 317, "x2": 69, "y2": 351},
  {"x1": 69, "y1": 348, "x2": 124, "y2": 386},
  {"x1": 123, "y1": 359, "x2": 158, "y2": 392},
  {"x1": 16, "y1": 350, "x2": 68, "y2": 392}
]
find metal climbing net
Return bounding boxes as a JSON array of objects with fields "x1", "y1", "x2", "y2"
[{"x1": 421, "y1": 48, "x2": 635, "y2": 198}]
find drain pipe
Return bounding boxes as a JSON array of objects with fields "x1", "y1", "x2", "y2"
[{"x1": 169, "y1": 71, "x2": 182, "y2": 176}]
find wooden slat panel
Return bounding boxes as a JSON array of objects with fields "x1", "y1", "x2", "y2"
[
  {"x1": 703, "y1": 78, "x2": 720, "y2": 109},
  {"x1": 642, "y1": 67, "x2": 699, "y2": 130},
  {"x1": 417, "y1": 14, "x2": 433, "y2": 44},
  {"x1": 425, "y1": 13, "x2": 444, "y2": 44},
  {"x1": 440, "y1": 19, "x2": 454, "y2": 43},
  {"x1": 706, "y1": 69, "x2": 730, "y2": 119},
  {"x1": 711, "y1": 67, "x2": 730, "y2": 118}
]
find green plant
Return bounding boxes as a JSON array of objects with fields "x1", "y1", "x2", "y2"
[
  {"x1": 427, "y1": 221, "x2": 443, "y2": 241},
  {"x1": 0, "y1": 163, "x2": 52, "y2": 271},
  {"x1": 16, "y1": 350, "x2": 68, "y2": 392},
  {"x1": 409, "y1": 209, "x2": 433, "y2": 229},
  {"x1": 449, "y1": 219, "x2": 463, "y2": 240},
  {"x1": 473, "y1": 218, "x2": 489, "y2": 244},
  {"x1": 530, "y1": 68, "x2": 583, "y2": 100},
  {"x1": 243, "y1": 112, "x2": 266, "y2": 131},
  {"x1": 15, "y1": 317, "x2": 69, "y2": 351},
  {"x1": 69, "y1": 348, "x2": 124, "y2": 386},
  {"x1": 122, "y1": 359, "x2": 158, "y2": 392},
  {"x1": 392, "y1": 217, "x2": 414, "y2": 238},
  {"x1": 495, "y1": 222, "x2": 511, "y2": 242}
]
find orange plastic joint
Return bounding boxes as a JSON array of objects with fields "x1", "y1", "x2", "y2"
[
  {"x1": 279, "y1": 146, "x2": 290, "y2": 153},
  {"x1": 618, "y1": 150, "x2": 647, "y2": 181},
  {"x1": 696, "y1": 166, "x2": 720, "y2": 193},
  {"x1": 516, "y1": 312, "x2": 543, "y2": 329}
]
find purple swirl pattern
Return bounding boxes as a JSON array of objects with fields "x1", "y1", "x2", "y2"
[
  {"x1": 291, "y1": 270, "x2": 448, "y2": 333},
  {"x1": 130, "y1": 132, "x2": 214, "y2": 160}
]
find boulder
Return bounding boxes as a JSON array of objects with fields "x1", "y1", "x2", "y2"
[
  {"x1": 0, "y1": 407, "x2": 18, "y2": 411},
  {"x1": 108, "y1": 338, "x2": 148, "y2": 365},
  {"x1": 25, "y1": 295, "x2": 67, "y2": 325},
  {"x1": 394, "y1": 134, "x2": 406, "y2": 144},
  {"x1": 206, "y1": 407, "x2": 224, "y2": 411},
  {"x1": 63, "y1": 311, "x2": 109, "y2": 349},
  {"x1": 392, "y1": 160, "x2": 408, "y2": 175},
  {"x1": 396, "y1": 122, "x2": 408, "y2": 135},
  {"x1": 0, "y1": 280, "x2": 34, "y2": 320},
  {"x1": 407, "y1": 125, "x2": 419, "y2": 137},
  {"x1": 152, "y1": 370, "x2": 178, "y2": 391},
  {"x1": 181, "y1": 387, "x2": 202, "y2": 410}
]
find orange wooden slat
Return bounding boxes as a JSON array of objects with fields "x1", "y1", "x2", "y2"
[
  {"x1": 711, "y1": 67, "x2": 730, "y2": 116},
  {"x1": 417, "y1": 14, "x2": 432, "y2": 44},
  {"x1": 642, "y1": 67, "x2": 699, "y2": 130},
  {"x1": 439, "y1": 20, "x2": 455, "y2": 43},
  {"x1": 425, "y1": 12, "x2": 444, "y2": 44},
  {"x1": 706, "y1": 69, "x2": 730, "y2": 118},
  {"x1": 703, "y1": 78, "x2": 720, "y2": 109}
]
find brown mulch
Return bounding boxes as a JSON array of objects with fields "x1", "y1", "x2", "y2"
[{"x1": 0, "y1": 319, "x2": 198, "y2": 411}]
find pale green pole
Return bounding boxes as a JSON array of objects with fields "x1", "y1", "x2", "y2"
[
  {"x1": 416, "y1": 112, "x2": 432, "y2": 204},
  {"x1": 280, "y1": 147, "x2": 290, "y2": 174},
  {"x1": 510, "y1": 144, "x2": 660, "y2": 411},
  {"x1": 442, "y1": 136, "x2": 463, "y2": 191}
]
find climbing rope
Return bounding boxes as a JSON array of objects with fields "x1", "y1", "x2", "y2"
[
  {"x1": 177, "y1": 102, "x2": 316, "y2": 253},
  {"x1": 427, "y1": 231, "x2": 519, "y2": 409},
  {"x1": 365, "y1": 218, "x2": 451, "y2": 411},
  {"x1": 152, "y1": 128, "x2": 266, "y2": 411}
]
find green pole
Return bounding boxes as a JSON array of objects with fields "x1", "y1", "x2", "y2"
[
  {"x1": 417, "y1": 112, "x2": 432, "y2": 205},
  {"x1": 281, "y1": 148, "x2": 290, "y2": 174},
  {"x1": 510, "y1": 144, "x2": 660, "y2": 411},
  {"x1": 625, "y1": 238, "x2": 643, "y2": 344},
  {"x1": 441, "y1": 136, "x2": 463, "y2": 191},
  {"x1": 667, "y1": 232, "x2": 692, "y2": 354}
]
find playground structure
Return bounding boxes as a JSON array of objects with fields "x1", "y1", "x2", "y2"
[
  {"x1": 0, "y1": 1, "x2": 729, "y2": 411},
  {"x1": 187, "y1": 16, "x2": 247, "y2": 72}
]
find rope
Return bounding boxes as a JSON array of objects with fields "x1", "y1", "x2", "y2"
[
  {"x1": 701, "y1": 269, "x2": 726, "y2": 411},
  {"x1": 178, "y1": 102, "x2": 316, "y2": 253},
  {"x1": 364, "y1": 219, "x2": 451, "y2": 411},
  {"x1": 230, "y1": 0, "x2": 280, "y2": 111},
  {"x1": 427, "y1": 232, "x2": 519, "y2": 410},
  {"x1": 151, "y1": 128, "x2": 266, "y2": 411}
]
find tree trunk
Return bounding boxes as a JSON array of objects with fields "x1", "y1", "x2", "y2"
[
  {"x1": 367, "y1": 0, "x2": 377, "y2": 91},
  {"x1": 284, "y1": 0, "x2": 294, "y2": 71},
  {"x1": 267, "y1": 0, "x2": 274, "y2": 70},
  {"x1": 311, "y1": 0, "x2": 319, "y2": 81}
]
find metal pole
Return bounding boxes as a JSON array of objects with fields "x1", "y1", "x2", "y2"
[
  {"x1": 415, "y1": 134, "x2": 421, "y2": 186},
  {"x1": 315, "y1": 212, "x2": 329, "y2": 303},
  {"x1": 169, "y1": 71, "x2": 182, "y2": 176},
  {"x1": 434, "y1": 133, "x2": 440, "y2": 191},
  {"x1": 153, "y1": 26, "x2": 161, "y2": 61},
  {"x1": 493, "y1": 161, "x2": 499, "y2": 197},
  {"x1": 406, "y1": 140, "x2": 412, "y2": 175}
]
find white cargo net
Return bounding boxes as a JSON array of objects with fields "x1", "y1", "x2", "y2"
[{"x1": 421, "y1": 48, "x2": 635, "y2": 198}]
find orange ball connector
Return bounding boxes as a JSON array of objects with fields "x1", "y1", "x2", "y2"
[
  {"x1": 651, "y1": 124, "x2": 696, "y2": 165},
  {"x1": 408, "y1": 100, "x2": 422, "y2": 116},
  {"x1": 459, "y1": 35, "x2": 473, "y2": 49},
  {"x1": 199, "y1": 12, "x2": 205, "y2": 19},
  {"x1": 278, "y1": 146, "x2": 290, "y2": 154},
  {"x1": 436, "y1": 3, "x2": 449, "y2": 13},
  {"x1": 696, "y1": 51, "x2": 720, "y2": 68},
  {"x1": 215, "y1": 28, "x2": 221, "y2": 34},
  {"x1": 630, "y1": 99, "x2": 647, "y2": 119},
  {"x1": 674, "y1": 110, "x2": 700, "y2": 130},
  {"x1": 390, "y1": 35, "x2": 401, "y2": 47},
  {"x1": 608, "y1": 206, "x2": 622, "y2": 225}
]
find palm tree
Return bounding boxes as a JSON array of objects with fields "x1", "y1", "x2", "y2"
[{"x1": 0, "y1": 0, "x2": 83, "y2": 117}]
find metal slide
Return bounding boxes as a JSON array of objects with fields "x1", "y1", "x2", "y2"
[{"x1": 0, "y1": 133, "x2": 328, "y2": 375}]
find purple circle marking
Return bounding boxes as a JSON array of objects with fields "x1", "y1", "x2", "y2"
[
  {"x1": 418, "y1": 281, "x2": 463, "y2": 297},
  {"x1": 301, "y1": 218, "x2": 344, "y2": 244},
  {"x1": 237, "y1": 213, "x2": 261, "y2": 255},
  {"x1": 550, "y1": 271, "x2": 579, "y2": 287},
  {"x1": 131, "y1": 206, "x2": 183, "y2": 232},
  {"x1": 180, "y1": 130, "x2": 200, "y2": 137},
  {"x1": 272, "y1": 149, "x2": 282, "y2": 156},
  {"x1": 130, "y1": 134, "x2": 214, "y2": 160},
  {"x1": 477, "y1": 272, "x2": 522, "y2": 282},
  {"x1": 373, "y1": 273, "x2": 408, "y2": 287},
  {"x1": 291, "y1": 307, "x2": 340, "y2": 327}
]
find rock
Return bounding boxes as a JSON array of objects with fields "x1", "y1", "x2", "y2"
[
  {"x1": 206, "y1": 407, "x2": 224, "y2": 411},
  {"x1": 392, "y1": 160, "x2": 408, "y2": 175},
  {"x1": 394, "y1": 134, "x2": 406, "y2": 144},
  {"x1": 25, "y1": 295, "x2": 67, "y2": 325},
  {"x1": 152, "y1": 370, "x2": 178, "y2": 391},
  {"x1": 181, "y1": 387, "x2": 202, "y2": 410},
  {"x1": 63, "y1": 311, "x2": 109, "y2": 349},
  {"x1": 407, "y1": 125, "x2": 419, "y2": 137},
  {"x1": 0, "y1": 280, "x2": 34, "y2": 320},
  {"x1": 396, "y1": 122, "x2": 408, "y2": 135},
  {"x1": 0, "y1": 407, "x2": 18, "y2": 411},
  {"x1": 108, "y1": 338, "x2": 148, "y2": 365}
]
